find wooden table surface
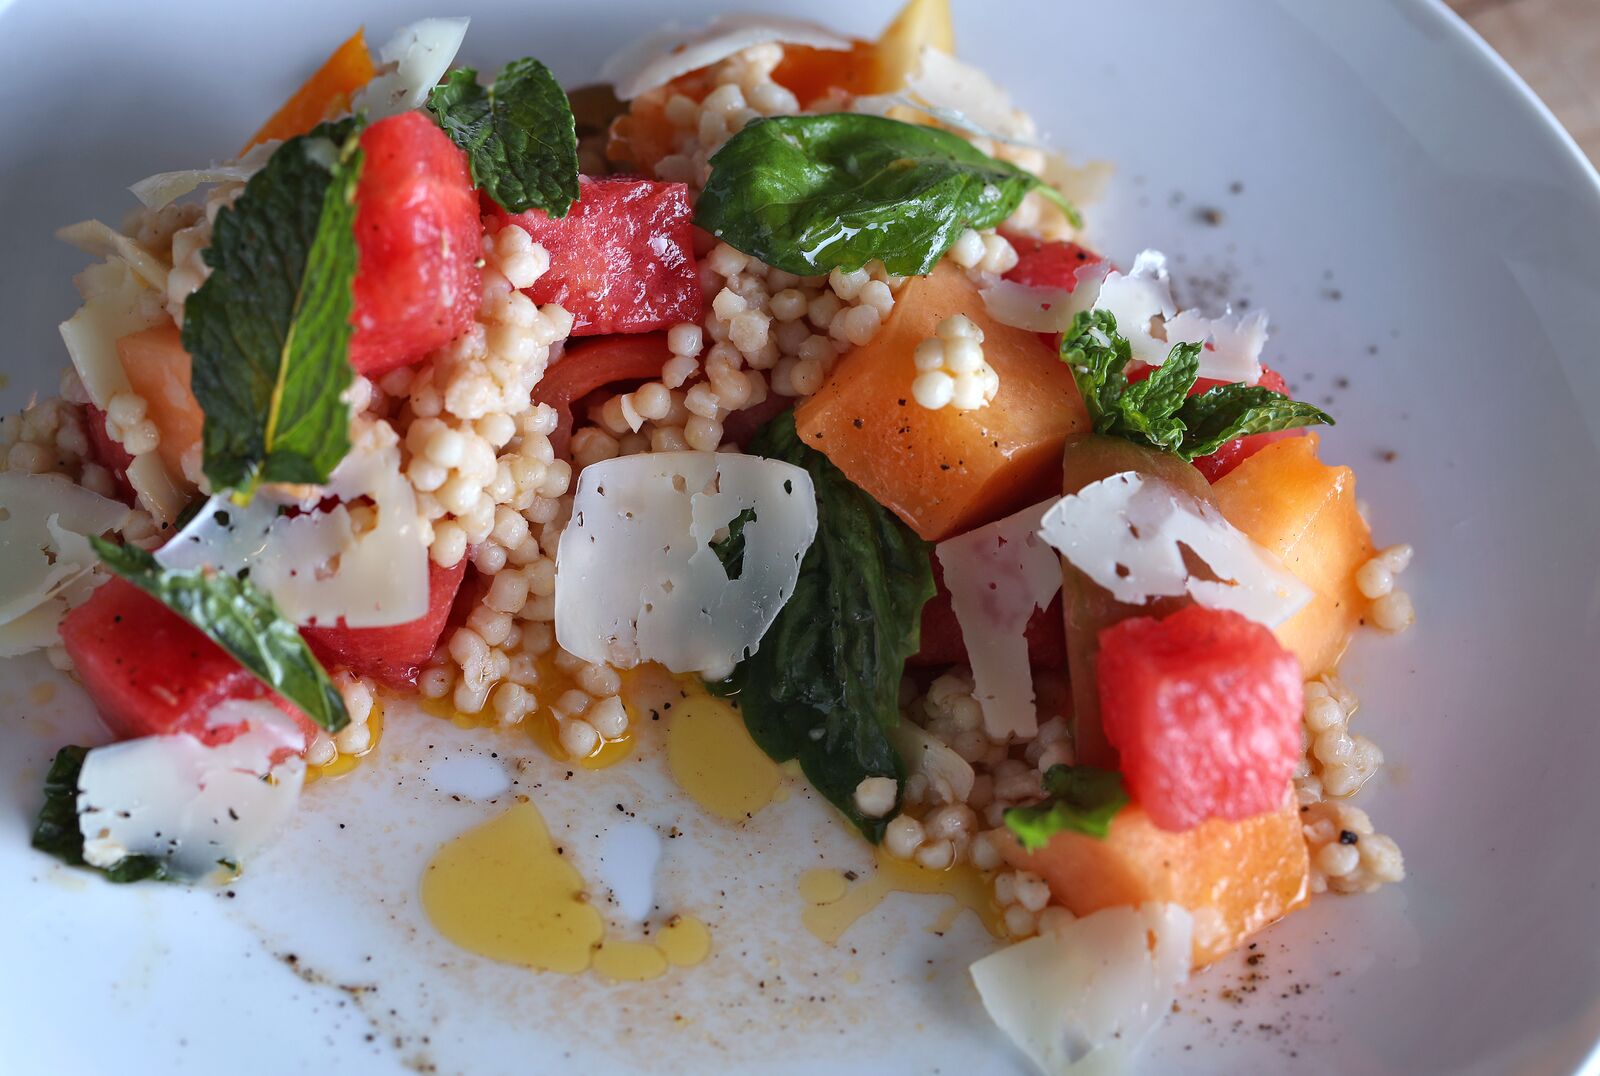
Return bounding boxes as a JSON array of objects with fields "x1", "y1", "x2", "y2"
[{"x1": 1450, "y1": 0, "x2": 1600, "y2": 163}]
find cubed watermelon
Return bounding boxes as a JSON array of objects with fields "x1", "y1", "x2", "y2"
[
  {"x1": 349, "y1": 112, "x2": 483, "y2": 377},
  {"x1": 1002, "y1": 234, "x2": 1104, "y2": 291},
  {"x1": 1096, "y1": 604, "x2": 1302, "y2": 832},
  {"x1": 83, "y1": 403, "x2": 136, "y2": 505},
  {"x1": 303, "y1": 556, "x2": 468, "y2": 687},
  {"x1": 59, "y1": 578, "x2": 316, "y2": 751},
  {"x1": 486, "y1": 176, "x2": 702, "y2": 336}
]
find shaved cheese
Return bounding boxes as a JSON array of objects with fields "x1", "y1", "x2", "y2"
[
  {"x1": 904, "y1": 47, "x2": 1037, "y2": 144},
  {"x1": 0, "y1": 473, "x2": 132, "y2": 655},
  {"x1": 889, "y1": 721, "x2": 975, "y2": 803},
  {"x1": 603, "y1": 14, "x2": 851, "y2": 101},
  {"x1": 59, "y1": 258, "x2": 165, "y2": 409},
  {"x1": 970, "y1": 903, "x2": 1193, "y2": 1074},
  {"x1": 1042, "y1": 152, "x2": 1114, "y2": 208},
  {"x1": 77, "y1": 700, "x2": 306, "y2": 882},
  {"x1": 129, "y1": 140, "x2": 276, "y2": 209},
  {"x1": 1037, "y1": 472, "x2": 1310, "y2": 627},
  {"x1": 56, "y1": 220, "x2": 169, "y2": 291},
  {"x1": 158, "y1": 422, "x2": 428, "y2": 628},
  {"x1": 1092, "y1": 250, "x2": 1267, "y2": 384},
  {"x1": 555, "y1": 451, "x2": 818, "y2": 678},
  {"x1": 936, "y1": 499, "x2": 1063, "y2": 741},
  {"x1": 351, "y1": 18, "x2": 470, "y2": 121},
  {"x1": 980, "y1": 263, "x2": 1107, "y2": 334}
]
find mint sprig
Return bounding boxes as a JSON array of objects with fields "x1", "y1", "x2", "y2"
[
  {"x1": 1061, "y1": 309, "x2": 1333, "y2": 460},
  {"x1": 92, "y1": 539, "x2": 348, "y2": 733},
  {"x1": 184, "y1": 119, "x2": 364, "y2": 500},
  {"x1": 1004, "y1": 764, "x2": 1129, "y2": 852},
  {"x1": 427, "y1": 58, "x2": 580, "y2": 216}
]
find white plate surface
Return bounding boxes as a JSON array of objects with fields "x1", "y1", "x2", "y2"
[{"x1": 2, "y1": 1, "x2": 1598, "y2": 1073}]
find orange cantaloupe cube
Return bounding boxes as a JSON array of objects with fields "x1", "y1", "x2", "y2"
[
  {"x1": 1007, "y1": 801, "x2": 1310, "y2": 967},
  {"x1": 794, "y1": 263, "x2": 1088, "y2": 541},
  {"x1": 1212, "y1": 434, "x2": 1375, "y2": 675},
  {"x1": 117, "y1": 325, "x2": 203, "y2": 487},
  {"x1": 775, "y1": 0, "x2": 954, "y2": 104}
]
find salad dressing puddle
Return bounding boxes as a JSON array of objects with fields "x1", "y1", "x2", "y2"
[
  {"x1": 420, "y1": 801, "x2": 711, "y2": 981},
  {"x1": 799, "y1": 855, "x2": 1004, "y2": 944}
]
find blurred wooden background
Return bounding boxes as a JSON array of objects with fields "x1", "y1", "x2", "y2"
[{"x1": 1449, "y1": 0, "x2": 1600, "y2": 163}]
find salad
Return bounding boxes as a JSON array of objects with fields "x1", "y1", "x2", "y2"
[{"x1": 0, "y1": 1, "x2": 1415, "y2": 1070}]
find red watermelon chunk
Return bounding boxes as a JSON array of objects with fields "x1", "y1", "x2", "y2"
[
  {"x1": 349, "y1": 112, "x2": 483, "y2": 377},
  {"x1": 59, "y1": 578, "x2": 316, "y2": 752},
  {"x1": 532, "y1": 332, "x2": 673, "y2": 457},
  {"x1": 1096, "y1": 604, "x2": 1302, "y2": 832},
  {"x1": 1002, "y1": 234, "x2": 1104, "y2": 291},
  {"x1": 303, "y1": 556, "x2": 468, "y2": 688},
  {"x1": 84, "y1": 403, "x2": 136, "y2": 505},
  {"x1": 486, "y1": 176, "x2": 702, "y2": 336}
]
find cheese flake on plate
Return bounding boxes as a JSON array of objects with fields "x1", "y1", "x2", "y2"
[
  {"x1": 352, "y1": 18, "x2": 471, "y2": 122},
  {"x1": 158, "y1": 422, "x2": 429, "y2": 628},
  {"x1": 980, "y1": 262, "x2": 1108, "y2": 334},
  {"x1": 129, "y1": 140, "x2": 277, "y2": 209},
  {"x1": 1037, "y1": 472, "x2": 1311, "y2": 627},
  {"x1": 77, "y1": 699, "x2": 307, "y2": 883},
  {"x1": 0, "y1": 472, "x2": 133, "y2": 656},
  {"x1": 1092, "y1": 250, "x2": 1268, "y2": 384},
  {"x1": 554, "y1": 451, "x2": 818, "y2": 679},
  {"x1": 935, "y1": 498, "x2": 1063, "y2": 740},
  {"x1": 970, "y1": 903, "x2": 1194, "y2": 1075},
  {"x1": 602, "y1": 14, "x2": 851, "y2": 101}
]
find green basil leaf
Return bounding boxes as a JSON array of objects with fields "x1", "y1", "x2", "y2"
[
  {"x1": 1177, "y1": 384, "x2": 1335, "y2": 460},
  {"x1": 1003, "y1": 764, "x2": 1128, "y2": 852},
  {"x1": 427, "y1": 58, "x2": 580, "y2": 216},
  {"x1": 184, "y1": 119, "x2": 363, "y2": 500},
  {"x1": 31, "y1": 745, "x2": 170, "y2": 883},
  {"x1": 710, "y1": 506, "x2": 758, "y2": 582},
  {"x1": 696, "y1": 113, "x2": 1058, "y2": 276},
  {"x1": 91, "y1": 538, "x2": 348, "y2": 733},
  {"x1": 708, "y1": 411, "x2": 934, "y2": 841}
]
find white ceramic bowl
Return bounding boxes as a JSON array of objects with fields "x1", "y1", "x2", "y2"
[{"x1": 2, "y1": 1, "x2": 1598, "y2": 1073}]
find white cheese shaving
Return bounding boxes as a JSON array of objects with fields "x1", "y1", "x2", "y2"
[
  {"x1": 351, "y1": 18, "x2": 470, "y2": 121},
  {"x1": 888, "y1": 721, "x2": 975, "y2": 804},
  {"x1": 904, "y1": 47, "x2": 1037, "y2": 144},
  {"x1": 1092, "y1": 250, "x2": 1268, "y2": 384},
  {"x1": 970, "y1": 903, "x2": 1193, "y2": 1075},
  {"x1": 555, "y1": 451, "x2": 818, "y2": 679},
  {"x1": 1042, "y1": 152, "x2": 1114, "y2": 209},
  {"x1": 0, "y1": 473, "x2": 133, "y2": 655},
  {"x1": 158, "y1": 422, "x2": 428, "y2": 628},
  {"x1": 1037, "y1": 472, "x2": 1311, "y2": 628},
  {"x1": 76, "y1": 700, "x2": 306, "y2": 883},
  {"x1": 602, "y1": 14, "x2": 851, "y2": 101},
  {"x1": 979, "y1": 263, "x2": 1108, "y2": 334},
  {"x1": 935, "y1": 499, "x2": 1063, "y2": 741},
  {"x1": 56, "y1": 220, "x2": 169, "y2": 291},
  {"x1": 129, "y1": 140, "x2": 277, "y2": 209}
]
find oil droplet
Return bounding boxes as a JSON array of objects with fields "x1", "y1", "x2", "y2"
[
  {"x1": 591, "y1": 939, "x2": 669, "y2": 981},
  {"x1": 422, "y1": 801, "x2": 715, "y2": 980},
  {"x1": 665, "y1": 691, "x2": 781, "y2": 823},
  {"x1": 798, "y1": 867, "x2": 850, "y2": 905},
  {"x1": 421, "y1": 802, "x2": 603, "y2": 973},
  {"x1": 28, "y1": 682, "x2": 57, "y2": 705},
  {"x1": 306, "y1": 702, "x2": 385, "y2": 783},
  {"x1": 656, "y1": 915, "x2": 712, "y2": 966},
  {"x1": 799, "y1": 851, "x2": 1004, "y2": 945}
]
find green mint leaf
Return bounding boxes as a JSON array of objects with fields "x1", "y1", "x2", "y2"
[
  {"x1": 710, "y1": 506, "x2": 758, "y2": 582},
  {"x1": 427, "y1": 58, "x2": 580, "y2": 216},
  {"x1": 31, "y1": 745, "x2": 170, "y2": 883},
  {"x1": 1060, "y1": 312, "x2": 1332, "y2": 461},
  {"x1": 91, "y1": 538, "x2": 349, "y2": 733},
  {"x1": 1004, "y1": 765, "x2": 1128, "y2": 852},
  {"x1": 707, "y1": 411, "x2": 934, "y2": 841},
  {"x1": 695, "y1": 113, "x2": 1053, "y2": 276},
  {"x1": 184, "y1": 119, "x2": 364, "y2": 499},
  {"x1": 1176, "y1": 384, "x2": 1334, "y2": 460}
]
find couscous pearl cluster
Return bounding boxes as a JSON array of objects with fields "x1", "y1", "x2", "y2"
[
  {"x1": 1301, "y1": 799, "x2": 1405, "y2": 894},
  {"x1": 1358, "y1": 544, "x2": 1416, "y2": 633},
  {"x1": 911, "y1": 313, "x2": 999, "y2": 411}
]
